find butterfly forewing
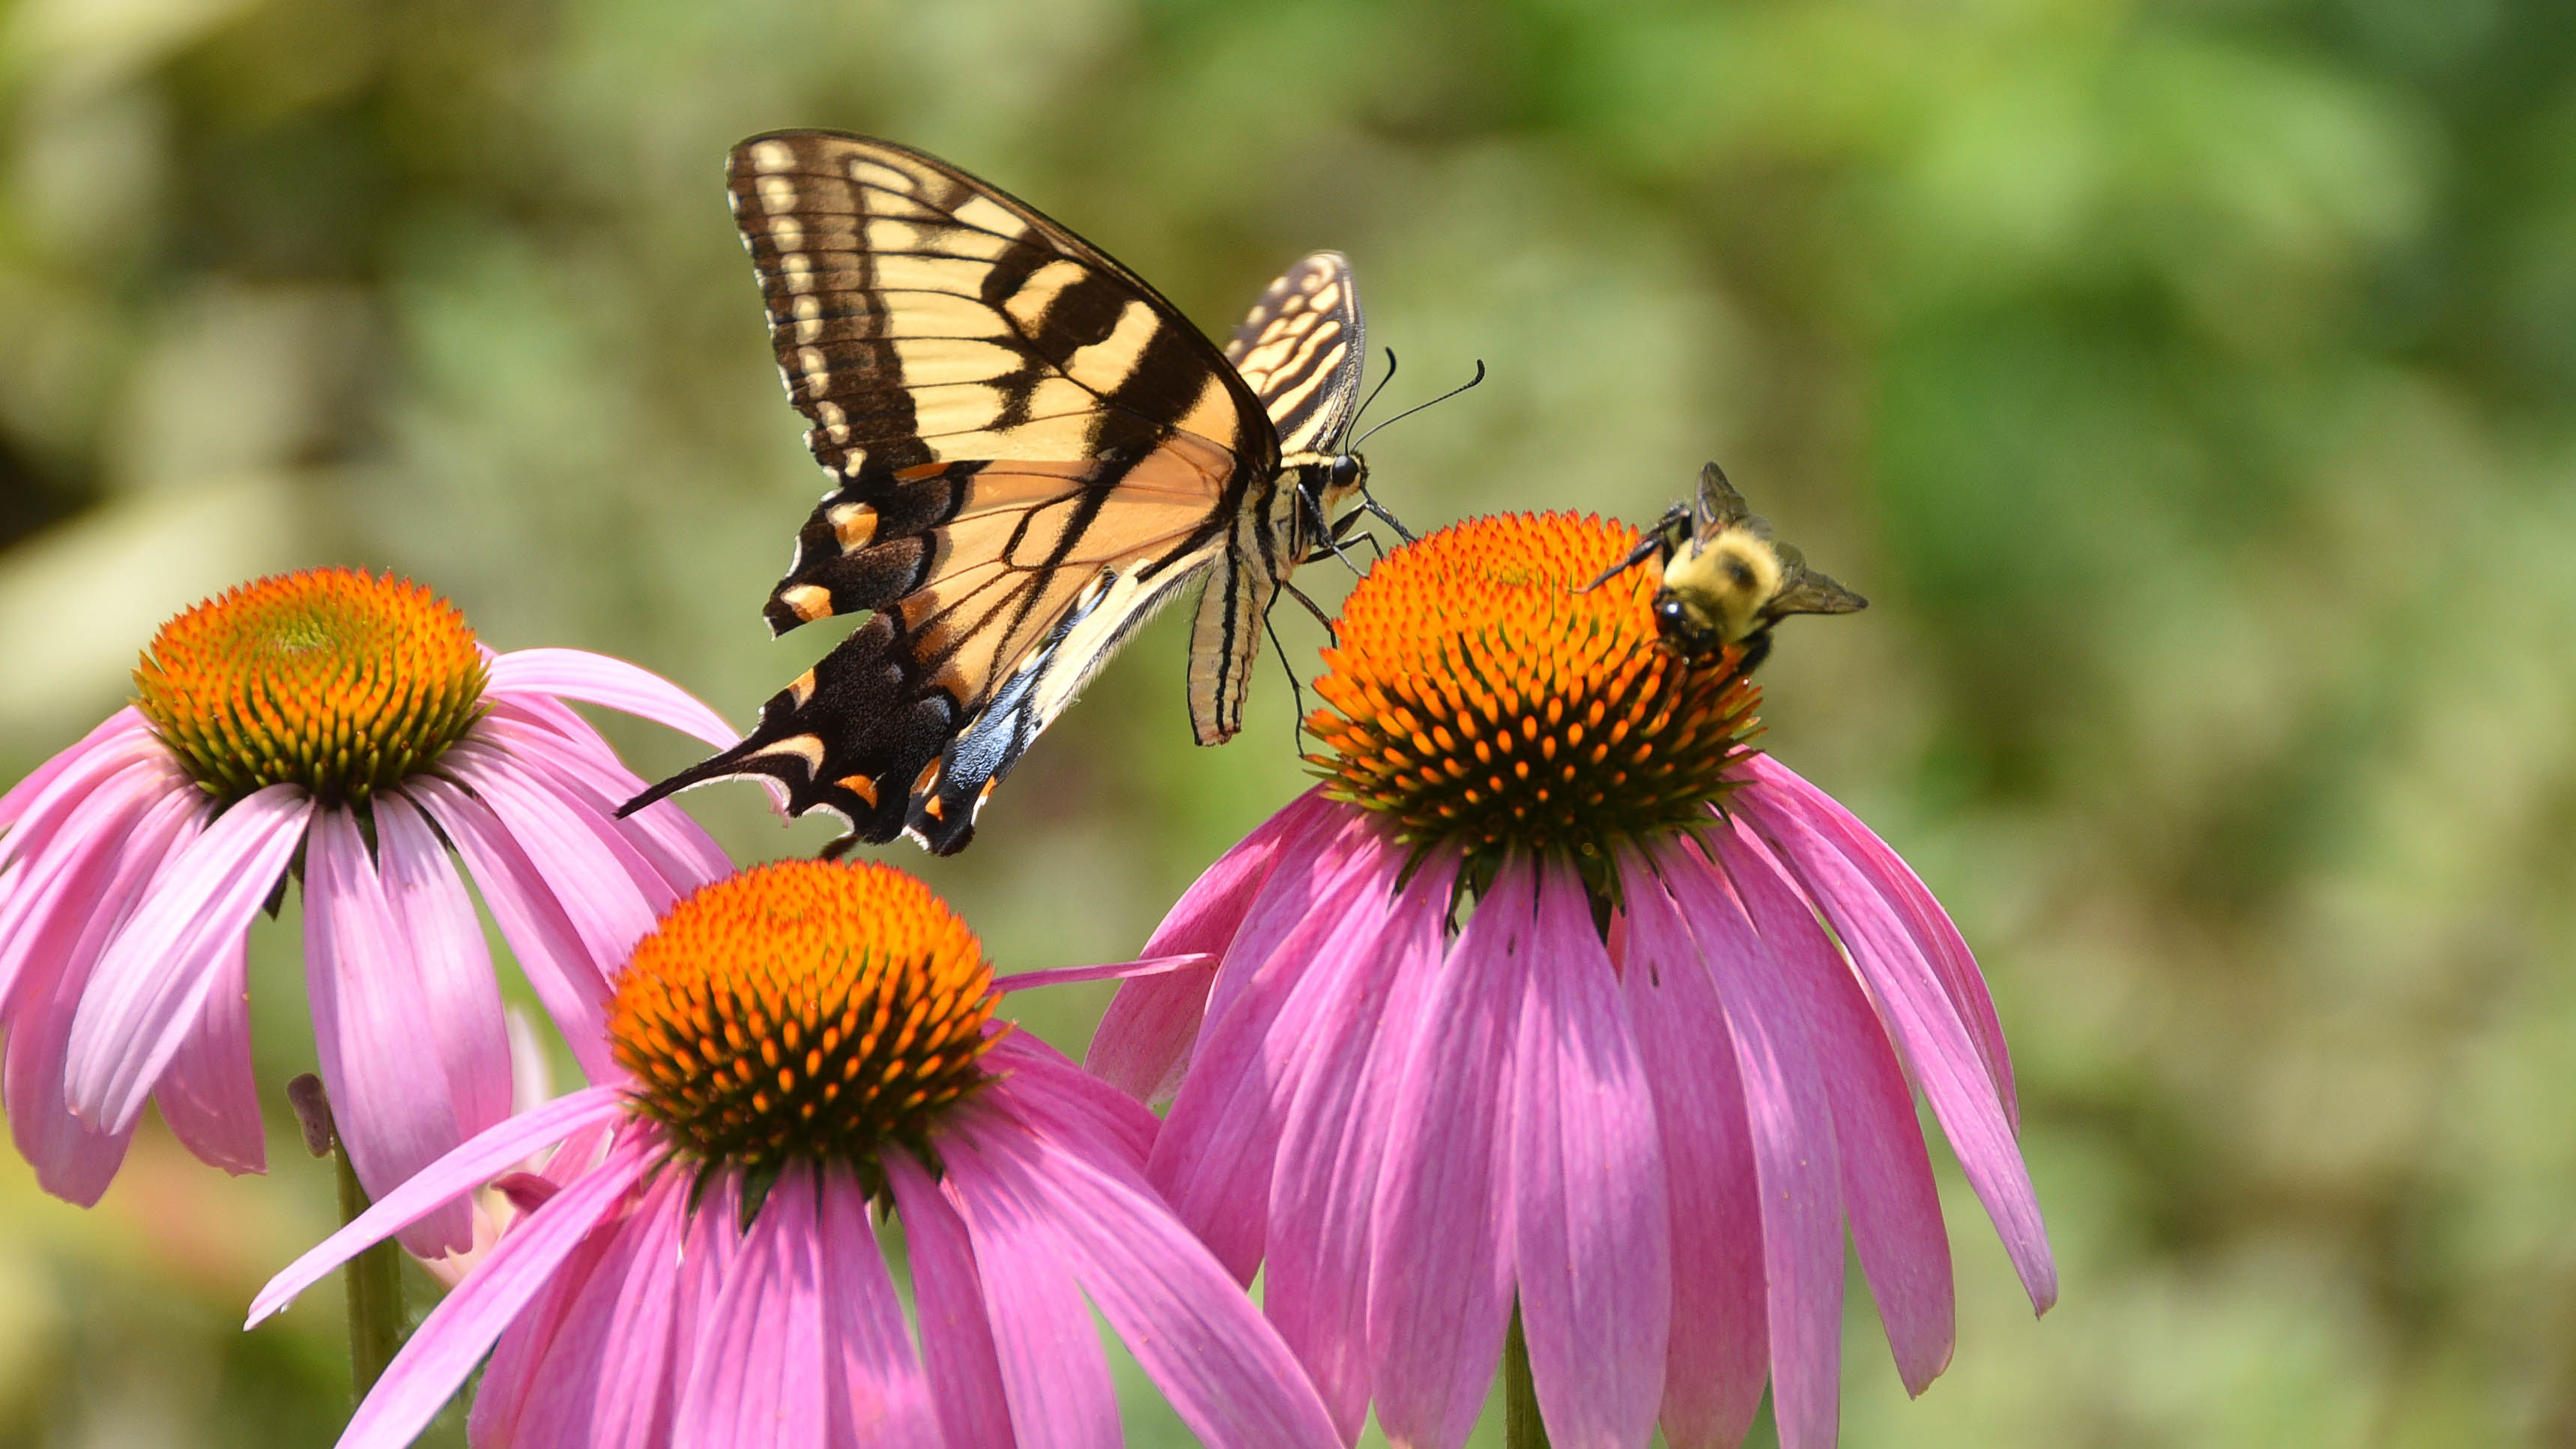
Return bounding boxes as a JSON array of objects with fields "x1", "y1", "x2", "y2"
[
  {"x1": 630, "y1": 133, "x2": 1364, "y2": 853},
  {"x1": 1225, "y1": 252, "x2": 1367, "y2": 457}
]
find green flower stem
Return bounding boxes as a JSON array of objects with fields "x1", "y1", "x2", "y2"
[
  {"x1": 336, "y1": 1143, "x2": 405, "y2": 1397},
  {"x1": 1505, "y1": 1302, "x2": 1549, "y2": 1449}
]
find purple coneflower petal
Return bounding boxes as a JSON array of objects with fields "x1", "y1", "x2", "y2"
[
  {"x1": 306, "y1": 810, "x2": 478, "y2": 1256},
  {"x1": 940, "y1": 1123, "x2": 1122, "y2": 1449},
  {"x1": 64, "y1": 783, "x2": 312, "y2": 1134},
  {"x1": 677, "y1": 1165, "x2": 831, "y2": 1449},
  {"x1": 375, "y1": 794, "x2": 513, "y2": 1137},
  {"x1": 0, "y1": 756, "x2": 190, "y2": 1011},
  {"x1": 249, "y1": 1083, "x2": 628, "y2": 1325},
  {"x1": 1738, "y1": 754, "x2": 2018, "y2": 1128},
  {"x1": 405, "y1": 776, "x2": 618, "y2": 1083},
  {"x1": 1149, "y1": 824, "x2": 1402, "y2": 1283},
  {"x1": 982, "y1": 1032, "x2": 1159, "y2": 1173},
  {"x1": 1367, "y1": 853, "x2": 1534, "y2": 1449},
  {"x1": 1263, "y1": 853, "x2": 1451, "y2": 1439},
  {"x1": 1611, "y1": 856, "x2": 1768, "y2": 1449},
  {"x1": 444, "y1": 742, "x2": 674, "y2": 961},
  {"x1": 991, "y1": 950, "x2": 1212, "y2": 997},
  {"x1": 818, "y1": 1176, "x2": 943, "y2": 1449},
  {"x1": 949, "y1": 1101, "x2": 1344, "y2": 1449},
  {"x1": 152, "y1": 934, "x2": 264, "y2": 1175},
  {"x1": 336, "y1": 1141, "x2": 653, "y2": 1449},
  {"x1": 7, "y1": 782, "x2": 206, "y2": 1199},
  {"x1": 1087, "y1": 788, "x2": 1336, "y2": 1102},
  {"x1": 0, "y1": 710, "x2": 163, "y2": 868},
  {"x1": 1511, "y1": 865, "x2": 1670, "y2": 1449},
  {"x1": 474, "y1": 1176, "x2": 658, "y2": 1448},
  {"x1": 1729, "y1": 797, "x2": 2059, "y2": 1313},
  {"x1": 886, "y1": 1152, "x2": 1015, "y2": 1449},
  {"x1": 486, "y1": 647, "x2": 741, "y2": 751},
  {"x1": 470, "y1": 710, "x2": 731, "y2": 889},
  {"x1": 1651, "y1": 843, "x2": 1846, "y2": 1449},
  {"x1": 0, "y1": 710, "x2": 151, "y2": 833},
  {"x1": 1716, "y1": 824, "x2": 1956, "y2": 1396},
  {"x1": 671, "y1": 1168, "x2": 747, "y2": 1354}
]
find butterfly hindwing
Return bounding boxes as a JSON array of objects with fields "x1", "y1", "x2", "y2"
[{"x1": 632, "y1": 133, "x2": 1373, "y2": 853}]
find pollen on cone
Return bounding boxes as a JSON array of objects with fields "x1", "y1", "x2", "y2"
[
  {"x1": 132, "y1": 567, "x2": 487, "y2": 805},
  {"x1": 608, "y1": 859, "x2": 1000, "y2": 1181},
  {"x1": 1306, "y1": 512, "x2": 1763, "y2": 865}
]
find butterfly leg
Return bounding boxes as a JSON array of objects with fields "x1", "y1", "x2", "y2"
[
  {"x1": 1262, "y1": 608, "x2": 1316, "y2": 736},
  {"x1": 1358, "y1": 489, "x2": 1416, "y2": 545}
]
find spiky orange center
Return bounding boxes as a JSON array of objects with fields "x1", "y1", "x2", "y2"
[
  {"x1": 608, "y1": 859, "x2": 999, "y2": 1184},
  {"x1": 132, "y1": 568, "x2": 487, "y2": 805},
  {"x1": 1306, "y1": 512, "x2": 1762, "y2": 868}
]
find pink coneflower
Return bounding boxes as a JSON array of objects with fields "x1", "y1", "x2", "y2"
[
  {"x1": 1088, "y1": 513, "x2": 2058, "y2": 1449},
  {"x1": 0, "y1": 568, "x2": 734, "y2": 1254},
  {"x1": 250, "y1": 857, "x2": 1346, "y2": 1449}
]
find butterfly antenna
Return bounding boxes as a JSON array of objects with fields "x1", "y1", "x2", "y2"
[
  {"x1": 1352, "y1": 359, "x2": 1487, "y2": 450},
  {"x1": 1341, "y1": 347, "x2": 1401, "y2": 446}
]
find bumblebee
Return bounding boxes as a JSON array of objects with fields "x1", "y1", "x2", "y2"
[{"x1": 1583, "y1": 462, "x2": 1866, "y2": 673}]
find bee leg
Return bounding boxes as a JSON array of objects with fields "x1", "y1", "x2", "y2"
[{"x1": 1576, "y1": 533, "x2": 1670, "y2": 593}]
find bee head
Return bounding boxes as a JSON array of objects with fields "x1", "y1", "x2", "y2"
[{"x1": 1652, "y1": 527, "x2": 1866, "y2": 666}]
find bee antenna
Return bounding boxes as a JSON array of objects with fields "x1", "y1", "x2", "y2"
[
  {"x1": 1352, "y1": 359, "x2": 1486, "y2": 449},
  {"x1": 1342, "y1": 348, "x2": 1400, "y2": 444}
]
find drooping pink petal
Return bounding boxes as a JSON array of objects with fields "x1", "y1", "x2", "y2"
[
  {"x1": 443, "y1": 742, "x2": 671, "y2": 962},
  {"x1": 468, "y1": 711, "x2": 732, "y2": 892},
  {"x1": 1720, "y1": 826, "x2": 1956, "y2": 1396},
  {"x1": 560, "y1": 1172, "x2": 692, "y2": 1449},
  {"x1": 1149, "y1": 826, "x2": 1402, "y2": 1283},
  {"x1": 0, "y1": 710, "x2": 163, "y2": 867},
  {"x1": 886, "y1": 1151, "x2": 1015, "y2": 1449},
  {"x1": 677, "y1": 1165, "x2": 830, "y2": 1449},
  {"x1": 939, "y1": 1124, "x2": 1122, "y2": 1449},
  {"x1": 306, "y1": 810, "x2": 477, "y2": 1256},
  {"x1": 247, "y1": 1084, "x2": 629, "y2": 1325},
  {"x1": 991, "y1": 951, "x2": 1213, "y2": 996},
  {"x1": 0, "y1": 757, "x2": 192, "y2": 1014},
  {"x1": 7, "y1": 782, "x2": 205, "y2": 1200},
  {"x1": 486, "y1": 647, "x2": 742, "y2": 751},
  {"x1": 1087, "y1": 788, "x2": 1337, "y2": 1102},
  {"x1": 817, "y1": 1166, "x2": 943, "y2": 1449},
  {"x1": 330, "y1": 1142, "x2": 653, "y2": 1449},
  {"x1": 671, "y1": 1170, "x2": 747, "y2": 1364},
  {"x1": 375, "y1": 794, "x2": 514, "y2": 1136},
  {"x1": 1737, "y1": 754, "x2": 2018, "y2": 1128},
  {"x1": 946, "y1": 1100, "x2": 1344, "y2": 1449},
  {"x1": 982, "y1": 1032, "x2": 1159, "y2": 1173},
  {"x1": 471, "y1": 1175, "x2": 659, "y2": 1448},
  {"x1": 1729, "y1": 797, "x2": 2058, "y2": 1313},
  {"x1": 1511, "y1": 865, "x2": 1670, "y2": 1449},
  {"x1": 153, "y1": 934, "x2": 265, "y2": 1176},
  {"x1": 1654, "y1": 841, "x2": 1846, "y2": 1449},
  {"x1": 1613, "y1": 853, "x2": 1768, "y2": 1449},
  {"x1": 64, "y1": 784, "x2": 313, "y2": 1134},
  {"x1": 1263, "y1": 851, "x2": 1453, "y2": 1439},
  {"x1": 1202, "y1": 808, "x2": 1385, "y2": 1025},
  {"x1": 406, "y1": 775, "x2": 617, "y2": 1083},
  {"x1": 1367, "y1": 855, "x2": 1532, "y2": 1449}
]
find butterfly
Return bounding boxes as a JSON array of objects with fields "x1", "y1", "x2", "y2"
[{"x1": 626, "y1": 132, "x2": 1376, "y2": 854}]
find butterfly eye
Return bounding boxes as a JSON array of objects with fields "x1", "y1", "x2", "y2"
[{"x1": 1327, "y1": 454, "x2": 1366, "y2": 491}]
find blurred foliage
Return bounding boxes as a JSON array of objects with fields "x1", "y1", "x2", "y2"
[{"x1": 2, "y1": 0, "x2": 2575, "y2": 1443}]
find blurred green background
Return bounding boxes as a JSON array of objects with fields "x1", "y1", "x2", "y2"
[{"x1": 4, "y1": 0, "x2": 2575, "y2": 1442}]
